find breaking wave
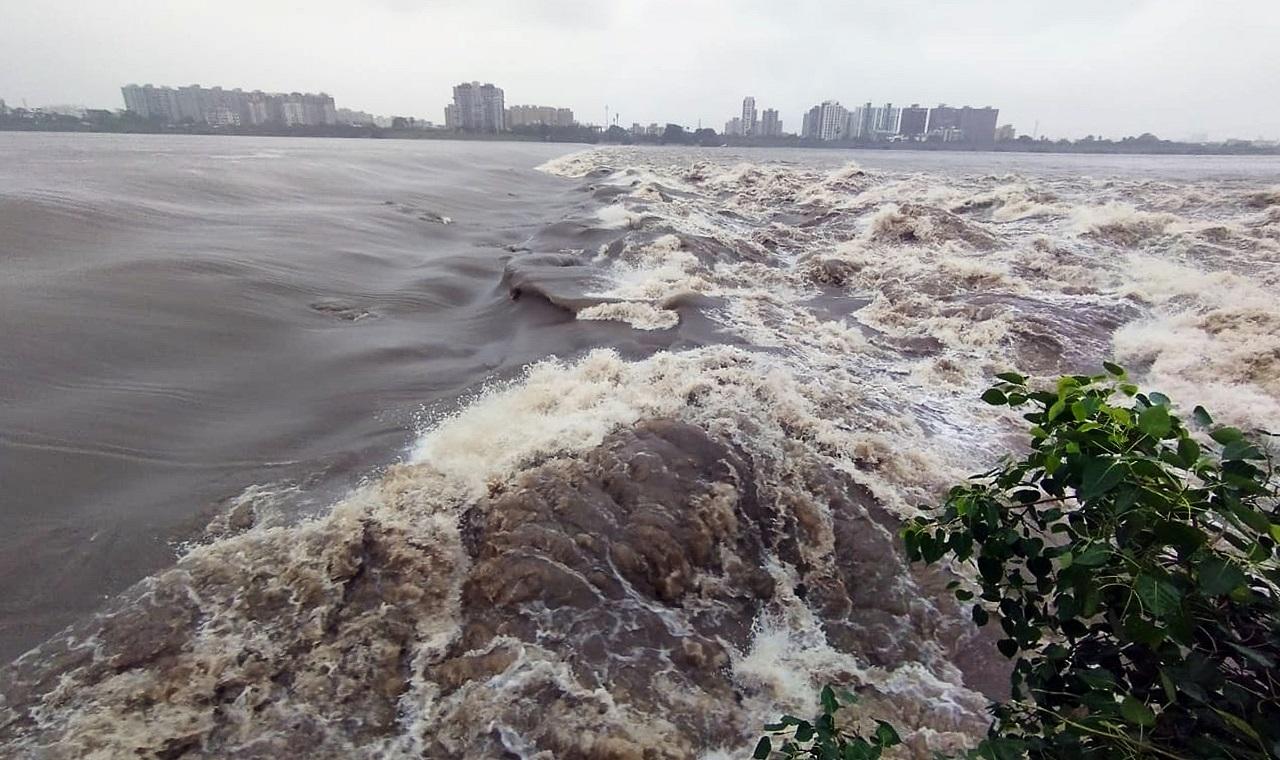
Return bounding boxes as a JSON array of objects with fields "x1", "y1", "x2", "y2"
[{"x1": 4, "y1": 146, "x2": 1279, "y2": 759}]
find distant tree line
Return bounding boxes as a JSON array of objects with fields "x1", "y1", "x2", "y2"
[{"x1": 3, "y1": 109, "x2": 1277, "y2": 155}]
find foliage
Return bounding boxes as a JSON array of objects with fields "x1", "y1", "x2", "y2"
[
  {"x1": 661, "y1": 123, "x2": 689, "y2": 144},
  {"x1": 757, "y1": 366, "x2": 1280, "y2": 759},
  {"x1": 753, "y1": 686, "x2": 901, "y2": 760}
]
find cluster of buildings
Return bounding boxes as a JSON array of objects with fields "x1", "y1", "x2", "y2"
[
  {"x1": 724, "y1": 96, "x2": 783, "y2": 137},
  {"x1": 120, "y1": 84, "x2": 337, "y2": 127},
  {"x1": 799, "y1": 100, "x2": 1000, "y2": 144},
  {"x1": 630, "y1": 123, "x2": 666, "y2": 138},
  {"x1": 507, "y1": 105, "x2": 575, "y2": 129},
  {"x1": 112, "y1": 80, "x2": 1000, "y2": 143},
  {"x1": 444, "y1": 82, "x2": 576, "y2": 132}
]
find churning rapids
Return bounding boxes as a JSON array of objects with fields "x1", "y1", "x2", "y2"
[{"x1": 2, "y1": 135, "x2": 1279, "y2": 759}]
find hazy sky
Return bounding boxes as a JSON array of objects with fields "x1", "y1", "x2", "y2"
[{"x1": 2, "y1": 0, "x2": 1278, "y2": 140}]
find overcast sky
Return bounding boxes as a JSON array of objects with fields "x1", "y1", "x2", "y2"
[{"x1": 2, "y1": 0, "x2": 1278, "y2": 140}]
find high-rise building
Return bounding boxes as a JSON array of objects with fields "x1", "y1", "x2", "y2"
[
  {"x1": 741, "y1": 96, "x2": 757, "y2": 137},
  {"x1": 875, "y1": 103, "x2": 901, "y2": 135},
  {"x1": 725, "y1": 117, "x2": 743, "y2": 136},
  {"x1": 995, "y1": 124, "x2": 1016, "y2": 141},
  {"x1": 811, "y1": 100, "x2": 848, "y2": 141},
  {"x1": 843, "y1": 102, "x2": 900, "y2": 141},
  {"x1": 760, "y1": 108, "x2": 781, "y2": 137},
  {"x1": 505, "y1": 105, "x2": 575, "y2": 128},
  {"x1": 801, "y1": 105, "x2": 820, "y2": 139},
  {"x1": 451, "y1": 82, "x2": 505, "y2": 132},
  {"x1": 957, "y1": 106, "x2": 1000, "y2": 145},
  {"x1": 927, "y1": 105, "x2": 960, "y2": 134},
  {"x1": 120, "y1": 84, "x2": 181, "y2": 123},
  {"x1": 899, "y1": 104, "x2": 929, "y2": 138},
  {"x1": 121, "y1": 83, "x2": 336, "y2": 126},
  {"x1": 281, "y1": 99, "x2": 306, "y2": 127}
]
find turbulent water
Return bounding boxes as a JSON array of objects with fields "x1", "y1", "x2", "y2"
[{"x1": 2, "y1": 135, "x2": 1279, "y2": 759}]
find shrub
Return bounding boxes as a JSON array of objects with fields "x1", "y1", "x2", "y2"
[{"x1": 757, "y1": 365, "x2": 1280, "y2": 759}]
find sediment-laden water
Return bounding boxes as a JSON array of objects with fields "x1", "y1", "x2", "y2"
[{"x1": 2, "y1": 134, "x2": 1278, "y2": 758}]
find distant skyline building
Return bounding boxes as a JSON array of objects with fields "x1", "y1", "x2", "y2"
[
  {"x1": 794, "y1": 97, "x2": 1000, "y2": 143},
  {"x1": 996, "y1": 123, "x2": 1016, "y2": 141},
  {"x1": 335, "y1": 108, "x2": 388, "y2": 127},
  {"x1": 724, "y1": 116, "x2": 743, "y2": 136},
  {"x1": 120, "y1": 83, "x2": 336, "y2": 127},
  {"x1": 450, "y1": 82, "x2": 505, "y2": 132},
  {"x1": 506, "y1": 104, "x2": 574, "y2": 128},
  {"x1": 815, "y1": 100, "x2": 848, "y2": 141},
  {"x1": 801, "y1": 105, "x2": 818, "y2": 139},
  {"x1": 926, "y1": 104, "x2": 960, "y2": 134},
  {"x1": 741, "y1": 96, "x2": 757, "y2": 137},
  {"x1": 898, "y1": 104, "x2": 929, "y2": 138},
  {"x1": 956, "y1": 106, "x2": 1000, "y2": 145},
  {"x1": 760, "y1": 108, "x2": 782, "y2": 137}
]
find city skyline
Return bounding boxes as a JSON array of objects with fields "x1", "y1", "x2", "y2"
[
  {"x1": 2, "y1": 0, "x2": 1279, "y2": 142},
  {"x1": 13, "y1": 79, "x2": 1251, "y2": 146},
  {"x1": 120, "y1": 83, "x2": 338, "y2": 128}
]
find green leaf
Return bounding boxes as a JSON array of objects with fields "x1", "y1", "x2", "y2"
[
  {"x1": 1122, "y1": 614, "x2": 1167, "y2": 646},
  {"x1": 1138, "y1": 405, "x2": 1172, "y2": 438},
  {"x1": 794, "y1": 721, "x2": 814, "y2": 742},
  {"x1": 981, "y1": 388, "x2": 1008, "y2": 406},
  {"x1": 1210, "y1": 426, "x2": 1244, "y2": 444},
  {"x1": 973, "y1": 605, "x2": 989, "y2": 626},
  {"x1": 1212, "y1": 708, "x2": 1263, "y2": 745},
  {"x1": 820, "y1": 685, "x2": 838, "y2": 715},
  {"x1": 1149, "y1": 392, "x2": 1171, "y2": 407},
  {"x1": 753, "y1": 737, "x2": 771, "y2": 759},
  {"x1": 1080, "y1": 458, "x2": 1125, "y2": 500},
  {"x1": 1135, "y1": 574, "x2": 1182, "y2": 617},
  {"x1": 1221, "y1": 439, "x2": 1261, "y2": 461},
  {"x1": 996, "y1": 371, "x2": 1026, "y2": 385},
  {"x1": 1121, "y1": 696, "x2": 1156, "y2": 727},
  {"x1": 978, "y1": 738, "x2": 1028, "y2": 760},
  {"x1": 1152, "y1": 520, "x2": 1207, "y2": 554},
  {"x1": 978, "y1": 556, "x2": 1004, "y2": 582},
  {"x1": 1177, "y1": 436, "x2": 1200, "y2": 468},
  {"x1": 1225, "y1": 641, "x2": 1276, "y2": 669},
  {"x1": 1192, "y1": 405, "x2": 1214, "y2": 427},
  {"x1": 1159, "y1": 669, "x2": 1178, "y2": 703},
  {"x1": 1102, "y1": 361, "x2": 1126, "y2": 377},
  {"x1": 874, "y1": 721, "x2": 901, "y2": 747},
  {"x1": 1233, "y1": 502, "x2": 1272, "y2": 535},
  {"x1": 1048, "y1": 399, "x2": 1066, "y2": 421},
  {"x1": 1074, "y1": 543, "x2": 1112, "y2": 567},
  {"x1": 1197, "y1": 557, "x2": 1246, "y2": 595}
]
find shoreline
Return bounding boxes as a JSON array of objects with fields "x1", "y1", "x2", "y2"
[{"x1": 2, "y1": 123, "x2": 1278, "y2": 157}]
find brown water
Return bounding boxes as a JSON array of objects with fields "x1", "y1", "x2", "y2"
[
  {"x1": 0, "y1": 133, "x2": 717, "y2": 662},
  {"x1": 1, "y1": 135, "x2": 1278, "y2": 758}
]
